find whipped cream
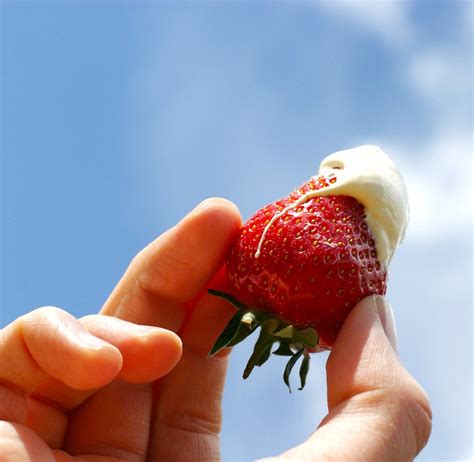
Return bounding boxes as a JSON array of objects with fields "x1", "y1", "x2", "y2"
[
  {"x1": 317, "y1": 145, "x2": 409, "y2": 266},
  {"x1": 255, "y1": 145, "x2": 409, "y2": 267}
]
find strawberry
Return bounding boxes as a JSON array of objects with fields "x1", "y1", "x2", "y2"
[{"x1": 208, "y1": 146, "x2": 407, "y2": 391}]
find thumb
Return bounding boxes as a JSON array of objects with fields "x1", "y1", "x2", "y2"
[{"x1": 262, "y1": 296, "x2": 432, "y2": 462}]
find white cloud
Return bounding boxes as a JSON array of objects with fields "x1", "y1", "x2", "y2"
[
  {"x1": 408, "y1": 46, "x2": 473, "y2": 126},
  {"x1": 401, "y1": 27, "x2": 473, "y2": 243},
  {"x1": 385, "y1": 130, "x2": 473, "y2": 245},
  {"x1": 320, "y1": 1, "x2": 473, "y2": 246},
  {"x1": 314, "y1": 0, "x2": 412, "y2": 47},
  {"x1": 344, "y1": 127, "x2": 472, "y2": 246},
  {"x1": 409, "y1": 49, "x2": 460, "y2": 99}
]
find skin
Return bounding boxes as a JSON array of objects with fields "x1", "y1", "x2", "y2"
[{"x1": 0, "y1": 198, "x2": 432, "y2": 462}]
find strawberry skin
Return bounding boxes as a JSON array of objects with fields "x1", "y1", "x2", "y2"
[
  {"x1": 208, "y1": 165, "x2": 394, "y2": 392},
  {"x1": 227, "y1": 174, "x2": 387, "y2": 347}
]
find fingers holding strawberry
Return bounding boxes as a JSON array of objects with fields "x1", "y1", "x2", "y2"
[
  {"x1": 257, "y1": 296, "x2": 432, "y2": 461},
  {"x1": 0, "y1": 144, "x2": 422, "y2": 461}
]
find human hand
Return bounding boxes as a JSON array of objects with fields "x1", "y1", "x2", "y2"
[
  {"x1": 0, "y1": 198, "x2": 243, "y2": 461},
  {"x1": 258, "y1": 295, "x2": 432, "y2": 461},
  {"x1": 0, "y1": 307, "x2": 183, "y2": 461},
  {"x1": 0, "y1": 198, "x2": 432, "y2": 461}
]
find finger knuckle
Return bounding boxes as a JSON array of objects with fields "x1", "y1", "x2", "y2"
[
  {"x1": 368, "y1": 384, "x2": 432, "y2": 459},
  {"x1": 400, "y1": 388, "x2": 432, "y2": 455},
  {"x1": 349, "y1": 386, "x2": 432, "y2": 458},
  {"x1": 133, "y1": 250, "x2": 195, "y2": 302},
  {"x1": 19, "y1": 306, "x2": 68, "y2": 329},
  {"x1": 79, "y1": 314, "x2": 99, "y2": 323},
  {"x1": 28, "y1": 306, "x2": 66, "y2": 319},
  {"x1": 158, "y1": 407, "x2": 222, "y2": 436}
]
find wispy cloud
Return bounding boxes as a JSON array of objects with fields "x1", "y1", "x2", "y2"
[
  {"x1": 408, "y1": 47, "x2": 473, "y2": 126},
  {"x1": 315, "y1": 1, "x2": 473, "y2": 245},
  {"x1": 384, "y1": 129, "x2": 472, "y2": 244},
  {"x1": 314, "y1": 0, "x2": 412, "y2": 47},
  {"x1": 396, "y1": 11, "x2": 472, "y2": 244}
]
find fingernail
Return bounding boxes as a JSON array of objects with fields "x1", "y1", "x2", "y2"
[{"x1": 374, "y1": 296, "x2": 398, "y2": 351}]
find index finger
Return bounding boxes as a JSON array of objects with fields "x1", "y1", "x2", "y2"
[{"x1": 100, "y1": 198, "x2": 242, "y2": 332}]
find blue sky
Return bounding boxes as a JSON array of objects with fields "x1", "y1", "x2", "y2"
[{"x1": 1, "y1": 1, "x2": 472, "y2": 461}]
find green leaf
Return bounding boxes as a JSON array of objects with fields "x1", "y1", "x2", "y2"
[
  {"x1": 243, "y1": 329, "x2": 276, "y2": 379},
  {"x1": 274, "y1": 325, "x2": 294, "y2": 339},
  {"x1": 227, "y1": 317, "x2": 258, "y2": 347},
  {"x1": 227, "y1": 310, "x2": 273, "y2": 347},
  {"x1": 273, "y1": 325, "x2": 318, "y2": 349},
  {"x1": 208, "y1": 309, "x2": 246, "y2": 357},
  {"x1": 293, "y1": 327, "x2": 319, "y2": 349},
  {"x1": 255, "y1": 344, "x2": 272, "y2": 367},
  {"x1": 298, "y1": 349, "x2": 311, "y2": 390},
  {"x1": 272, "y1": 342, "x2": 294, "y2": 356},
  {"x1": 283, "y1": 349, "x2": 304, "y2": 393},
  {"x1": 207, "y1": 289, "x2": 248, "y2": 310}
]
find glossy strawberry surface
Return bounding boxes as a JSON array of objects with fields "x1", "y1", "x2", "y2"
[{"x1": 226, "y1": 175, "x2": 387, "y2": 347}]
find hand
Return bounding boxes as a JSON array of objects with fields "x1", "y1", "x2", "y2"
[
  {"x1": 0, "y1": 307, "x2": 185, "y2": 461},
  {"x1": 0, "y1": 307, "x2": 183, "y2": 461},
  {"x1": 0, "y1": 198, "x2": 432, "y2": 461},
  {"x1": 258, "y1": 295, "x2": 432, "y2": 461},
  {"x1": 0, "y1": 198, "x2": 242, "y2": 461}
]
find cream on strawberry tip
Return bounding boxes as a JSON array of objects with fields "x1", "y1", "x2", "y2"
[
  {"x1": 254, "y1": 145, "x2": 408, "y2": 267},
  {"x1": 318, "y1": 145, "x2": 409, "y2": 266}
]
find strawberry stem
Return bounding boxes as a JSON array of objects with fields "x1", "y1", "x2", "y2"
[
  {"x1": 207, "y1": 288, "x2": 249, "y2": 310},
  {"x1": 208, "y1": 289, "x2": 319, "y2": 391}
]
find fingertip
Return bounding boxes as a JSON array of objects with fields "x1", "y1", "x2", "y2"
[
  {"x1": 150, "y1": 327, "x2": 183, "y2": 362},
  {"x1": 326, "y1": 295, "x2": 405, "y2": 409},
  {"x1": 118, "y1": 328, "x2": 183, "y2": 383},
  {"x1": 67, "y1": 342, "x2": 123, "y2": 390},
  {"x1": 135, "y1": 198, "x2": 242, "y2": 304},
  {"x1": 21, "y1": 307, "x2": 124, "y2": 390},
  {"x1": 330, "y1": 295, "x2": 384, "y2": 354},
  {"x1": 190, "y1": 197, "x2": 242, "y2": 232},
  {"x1": 192, "y1": 197, "x2": 241, "y2": 218},
  {"x1": 79, "y1": 316, "x2": 183, "y2": 384},
  {"x1": 154, "y1": 329, "x2": 183, "y2": 375}
]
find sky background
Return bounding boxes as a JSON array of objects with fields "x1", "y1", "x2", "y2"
[{"x1": 1, "y1": 1, "x2": 472, "y2": 461}]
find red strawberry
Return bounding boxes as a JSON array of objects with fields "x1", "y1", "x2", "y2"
[{"x1": 208, "y1": 146, "x2": 407, "y2": 391}]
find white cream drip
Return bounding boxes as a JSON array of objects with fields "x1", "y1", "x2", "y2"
[{"x1": 254, "y1": 145, "x2": 409, "y2": 266}]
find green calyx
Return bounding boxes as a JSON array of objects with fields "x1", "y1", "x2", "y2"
[{"x1": 207, "y1": 289, "x2": 319, "y2": 392}]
